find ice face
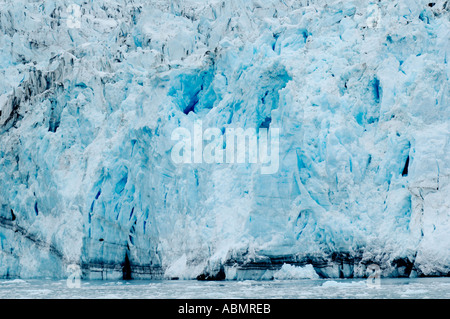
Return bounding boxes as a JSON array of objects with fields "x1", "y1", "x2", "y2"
[{"x1": 0, "y1": 0, "x2": 449, "y2": 279}]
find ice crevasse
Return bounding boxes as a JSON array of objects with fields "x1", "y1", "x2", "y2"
[{"x1": 0, "y1": 0, "x2": 449, "y2": 280}]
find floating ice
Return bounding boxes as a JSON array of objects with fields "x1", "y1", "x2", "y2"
[{"x1": 273, "y1": 264, "x2": 320, "y2": 280}]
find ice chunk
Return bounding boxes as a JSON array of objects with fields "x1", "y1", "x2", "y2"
[{"x1": 273, "y1": 264, "x2": 320, "y2": 280}]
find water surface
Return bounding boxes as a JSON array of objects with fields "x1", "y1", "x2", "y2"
[{"x1": 1, "y1": 277, "x2": 449, "y2": 299}]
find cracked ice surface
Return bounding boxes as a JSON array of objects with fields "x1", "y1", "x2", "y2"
[{"x1": 0, "y1": 0, "x2": 449, "y2": 279}]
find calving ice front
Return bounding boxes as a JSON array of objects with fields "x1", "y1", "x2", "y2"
[
  {"x1": 171, "y1": 120, "x2": 280, "y2": 174},
  {"x1": 0, "y1": 0, "x2": 449, "y2": 282}
]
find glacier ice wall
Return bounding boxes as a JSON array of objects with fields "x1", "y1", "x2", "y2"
[{"x1": 0, "y1": 0, "x2": 449, "y2": 279}]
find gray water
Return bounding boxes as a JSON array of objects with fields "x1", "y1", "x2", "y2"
[{"x1": 1, "y1": 277, "x2": 449, "y2": 299}]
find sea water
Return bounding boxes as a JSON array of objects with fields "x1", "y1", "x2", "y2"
[{"x1": 0, "y1": 277, "x2": 449, "y2": 299}]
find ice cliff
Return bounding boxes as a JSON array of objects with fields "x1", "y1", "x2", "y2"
[{"x1": 0, "y1": 0, "x2": 449, "y2": 280}]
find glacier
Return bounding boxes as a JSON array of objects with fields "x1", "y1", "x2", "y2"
[{"x1": 0, "y1": 0, "x2": 449, "y2": 280}]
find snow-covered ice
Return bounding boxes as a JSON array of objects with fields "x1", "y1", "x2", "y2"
[{"x1": 0, "y1": 0, "x2": 449, "y2": 280}]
